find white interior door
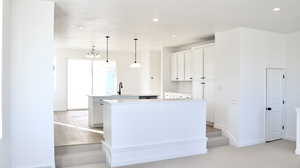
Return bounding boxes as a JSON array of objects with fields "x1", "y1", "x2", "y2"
[{"x1": 266, "y1": 69, "x2": 285, "y2": 141}]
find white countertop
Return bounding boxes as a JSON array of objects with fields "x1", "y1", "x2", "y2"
[
  {"x1": 87, "y1": 94, "x2": 159, "y2": 98},
  {"x1": 103, "y1": 98, "x2": 200, "y2": 104}
]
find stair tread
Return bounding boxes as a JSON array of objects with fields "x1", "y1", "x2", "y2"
[
  {"x1": 64, "y1": 163, "x2": 106, "y2": 168},
  {"x1": 207, "y1": 130, "x2": 222, "y2": 138},
  {"x1": 207, "y1": 135, "x2": 229, "y2": 148}
]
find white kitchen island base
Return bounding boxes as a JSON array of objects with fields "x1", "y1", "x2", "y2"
[{"x1": 102, "y1": 99, "x2": 207, "y2": 167}]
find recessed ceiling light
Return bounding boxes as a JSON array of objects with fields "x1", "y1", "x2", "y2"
[
  {"x1": 171, "y1": 35, "x2": 177, "y2": 38},
  {"x1": 78, "y1": 26, "x2": 84, "y2": 30},
  {"x1": 153, "y1": 18, "x2": 159, "y2": 22},
  {"x1": 272, "y1": 8, "x2": 281, "y2": 12}
]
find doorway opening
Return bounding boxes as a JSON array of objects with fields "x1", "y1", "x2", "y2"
[{"x1": 54, "y1": 58, "x2": 117, "y2": 147}]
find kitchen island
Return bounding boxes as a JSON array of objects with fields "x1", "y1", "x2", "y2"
[
  {"x1": 102, "y1": 99, "x2": 207, "y2": 167},
  {"x1": 88, "y1": 95, "x2": 158, "y2": 127}
]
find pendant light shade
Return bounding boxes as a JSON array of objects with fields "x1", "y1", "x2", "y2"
[
  {"x1": 105, "y1": 36, "x2": 110, "y2": 63},
  {"x1": 130, "y1": 38, "x2": 141, "y2": 68}
]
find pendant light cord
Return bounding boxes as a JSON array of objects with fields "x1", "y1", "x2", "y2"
[
  {"x1": 106, "y1": 36, "x2": 110, "y2": 62},
  {"x1": 134, "y1": 38, "x2": 138, "y2": 63}
]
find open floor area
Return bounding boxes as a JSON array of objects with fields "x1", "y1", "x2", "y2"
[{"x1": 67, "y1": 140, "x2": 300, "y2": 168}]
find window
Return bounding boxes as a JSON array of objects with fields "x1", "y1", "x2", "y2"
[{"x1": 67, "y1": 59, "x2": 117, "y2": 110}]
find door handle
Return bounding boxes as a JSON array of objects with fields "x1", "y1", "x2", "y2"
[{"x1": 266, "y1": 107, "x2": 272, "y2": 111}]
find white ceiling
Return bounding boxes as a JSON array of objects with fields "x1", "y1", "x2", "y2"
[{"x1": 55, "y1": 0, "x2": 300, "y2": 51}]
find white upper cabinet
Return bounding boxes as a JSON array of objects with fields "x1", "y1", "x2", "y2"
[
  {"x1": 171, "y1": 51, "x2": 185, "y2": 81},
  {"x1": 171, "y1": 51, "x2": 193, "y2": 81},
  {"x1": 191, "y1": 44, "x2": 216, "y2": 123},
  {"x1": 192, "y1": 47, "x2": 204, "y2": 81},
  {"x1": 184, "y1": 50, "x2": 193, "y2": 81},
  {"x1": 203, "y1": 45, "x2": 216, "y2": 80},
  {"x1": 177, "y1": 52, "x2": 185, "y2": 81},
  {"x1": 171, "y1": 53, "x2": 178, "y2": 81}
]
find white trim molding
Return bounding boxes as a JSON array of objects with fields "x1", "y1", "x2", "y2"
[
  {"x1": 237, "y1": 138, "x2": 265, "y2": 147},
  {"x1": 103, "y1": 137, "x2": 208, "y2": 167},
  {"x1": 284, "y1": 135, "x2": 296, "y2": 142},
  {"x1": 296, "y1": 108, "x2": 300, "y2": 155},
  {"x1": 295, "y1": 148, "x2": 300, "y2": 155}
]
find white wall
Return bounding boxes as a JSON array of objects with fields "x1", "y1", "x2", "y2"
[
  {"x1": 239, "y1": 28, "x2": 286, "y2": 146},
  {"x1": 4, "y1": 0, "x2": 55, "y2": 167},
  {"x1": 286, "y1": 31, "x2": 300, "y2": 141},
  {"x1": 54, "y1": 48, "x2": 161, "y2": 111},
  {"x1": 0, "y1": 0, "x2": 10, "y2": 167},
  {"x1": 214, "y1": 28, "x2": 241, "y2": 145},
  {"x1": 215, "y1": 28, "x2": 286, "y2": 147}
]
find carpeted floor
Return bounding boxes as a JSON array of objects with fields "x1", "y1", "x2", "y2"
[
  {"x1": 68, "y1": 140, "x2": 300, "y2": 168},
  {"x1": 120, "y1": 140, "x2": 300, "y2": 168}
]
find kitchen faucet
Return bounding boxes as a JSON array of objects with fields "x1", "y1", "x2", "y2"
[{"x1": 117, "y1": 82, "x2": 123, "y2": 95}]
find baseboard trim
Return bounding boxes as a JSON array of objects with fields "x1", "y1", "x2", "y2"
[
  {"x1": 103, "y1": 137, "x2": 207, "y2": 167},
  {"x1": 238, "y1": 138, "x2": 265, "y2": 147},
  {"x1": 284, "y1": 135, "x2": 296, "y2": 142},
  {"x1": 295, "y1": 148, "x2": 300, "y2": 155},
  {"x1": 16, "y1": 164, "x2": 54, "y2": 168}
]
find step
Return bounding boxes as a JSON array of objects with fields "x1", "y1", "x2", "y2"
[
  {"x1": 207, "y1": 135, "x2": 229, "y2": 148},
  {"x1": 207, "y1": 129, "x2": 222, "y2": 138},
  {"x1": 55, "y1": 143, "x2": 106, "y2": 168},
  {"x1": 64, "y1": 163, "x2": 106, "y2": 168}
]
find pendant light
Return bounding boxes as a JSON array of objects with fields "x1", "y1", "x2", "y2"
[
  {"x1": 86, "y1": 45, "x2": 100, "y2": 59},
  {"x1": 130, "y1": 38, "x2": 141, "y2": 68},
  {"x1": 105, "y1": 35, "x2": 110, "y2": 63}
]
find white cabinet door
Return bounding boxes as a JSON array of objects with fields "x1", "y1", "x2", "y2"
[
  {"x1": 192, "y1": 48, "x2": 204, "y2": 81},
  {"x1": 192, "y1": 48, "x2": 204, "y2": 99},
  {"x1": 177, "y1": 52, "x2": 185, "y2": 81},
  {"x1": 192, "y1": 45, "x2": 216, "y2": 123},
  {"x1": 171, "y1": 53, "x2": 178, "y2": 81},
  {"x1": 204, "y1": 45, "x2": 216, "y2": 80},
  {"x1": 184, "y1": 51, "x2": 193, "y2": 81},
  {"x1": 203, "y1": 45, "x2": 216, "y2": 123}
]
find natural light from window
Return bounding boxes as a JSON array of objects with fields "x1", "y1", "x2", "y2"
[{"x1": 67, "y1": 59, "x2": 117, "y2": 110}]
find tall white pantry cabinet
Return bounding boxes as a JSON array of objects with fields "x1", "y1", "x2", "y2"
[{"x1": 170, "y1": 44, "x2": 216, "y2": 123}]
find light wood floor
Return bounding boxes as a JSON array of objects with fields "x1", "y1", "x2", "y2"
[
  {"x1": 54, "y1": 110, "x2": 103, "y2": 147},
  {"x1": 54, "y1": 110, "x2": 219, "y2": 147}
]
